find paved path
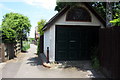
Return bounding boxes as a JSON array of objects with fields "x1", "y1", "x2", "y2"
[
  {"x1": 1, "y1": 44, "x2": 104, "y2": 78},
  {"x1": 0, "y1": 63, "x2": 6, "y2": 79}
]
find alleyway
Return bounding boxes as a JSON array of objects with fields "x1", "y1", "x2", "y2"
[{"x1": 1, "y1": 44, "x2": 104, "y2": 78}]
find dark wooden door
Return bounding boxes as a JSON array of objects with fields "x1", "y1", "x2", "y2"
[{"x1": 55, "y1": 25, "x2": 99, "y2": 61}]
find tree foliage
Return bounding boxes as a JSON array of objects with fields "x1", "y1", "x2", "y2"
[
  {"x1": 55, "y1": 2, "x2": 106, "y2": 20},
  {"x1": 112, "y1": 2, "x2": 120, "y2": 19},
  {"x1": 55, "y1": 2, "x2": 79, "y2": 12},
  {"x1": 37, "y1": 19, "x2": 46, "y2": 35},
  {"x1": 110, "y1": 3, "x2": 120, "y2": 26},
  {"x1": 110, "y1": 18, "x2": 120, "y2": 26},
  {"x1": 90, "y1": 2, "x2": 106, "y2": 20},
  {"x1": 1, "y1": 12, "x2": 31, "y2": 43},
  {"x1": 55, "y1": 2, "x2": 120, "y2": 21}
]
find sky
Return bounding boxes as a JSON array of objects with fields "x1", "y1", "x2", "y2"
[{"x1": 0, "y1": 0, "x2": 57, "y2": 38}]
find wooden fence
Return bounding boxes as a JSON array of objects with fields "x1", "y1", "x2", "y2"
[
  {"x1": 40, "y1": 35, "x2": 44, "y2": 53},
  {"x1": 5, "y1": 42, "x2": 21, "y2": 59},
  {"x1": 14, "y1": 41, "x2": 21, "y2": 55},
  {"x1": 0, "y1": 41, "x2": 21, "y2": 61},
  {"x1": 99, "y1": 26, "x2": 120, "y2": 79}
]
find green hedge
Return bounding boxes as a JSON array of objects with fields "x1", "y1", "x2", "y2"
[
  {"x1": 29, "y1": 38, "x2": 35, "y2": 44},
  {"x1": 22, "y1": 41, "x2": 30, "y2": 51}
]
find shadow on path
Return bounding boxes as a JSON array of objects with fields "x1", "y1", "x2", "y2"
[
  {"x1": 58, "y1": 61, "x2": 92, "y2": 71},
  {"x1": 26, "y1": 56, "x2": 42, "y2": 66},
  {"x1": 58, "y1": 61, "x2": 105, "y2": 78}
]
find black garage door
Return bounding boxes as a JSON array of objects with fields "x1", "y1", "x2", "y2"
[{"x1": 55, "y1": 25, "x2": 99, "y2": 61}]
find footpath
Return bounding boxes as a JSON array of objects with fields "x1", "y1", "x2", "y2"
[{"x1": 1, "y1": 44, "x2": 105, "y2": 78}]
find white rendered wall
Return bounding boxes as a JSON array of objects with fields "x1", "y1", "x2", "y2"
[
  {"x1": 44, "y1": 28, "x2": 50, "y2": 56},
  {"x1": 49, "y1": 24, "x2": 55, "y2": 61},
  {"x1": 44, "y1": 24, "x2": 56, "y2": 62}
]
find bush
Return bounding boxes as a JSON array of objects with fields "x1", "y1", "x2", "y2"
[
  {"x1": 91, "y1": 56, "x2": 100, "y2": 70},
  {"x1": 91, "y1": 47, "x2": 100, "y2": 70},
  {"x1": 29, "y1": 38, "x2": 35, "y2": 44},
  {"x1": 22, "y1": 41, "x2": 30, "y2": 51}
]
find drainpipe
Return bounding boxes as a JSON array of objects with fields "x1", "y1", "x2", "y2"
[{"x1": 47, "y1": 47, "x2": 49, "y2": 63}]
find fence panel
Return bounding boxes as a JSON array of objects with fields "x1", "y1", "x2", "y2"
[
  {"x1": 14, "y1": 41, "x2": 21, "y2": 55},
  {"x1": 99, "y1": 27, "x2": 119, "y2": 79},
  {"x1": 40, "y1": 35, "x2": 44, "y2": 53}
]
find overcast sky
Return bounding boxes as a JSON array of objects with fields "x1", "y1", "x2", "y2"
[{"x1": 0, "y1": 0, "x2": 57, "y2": 38}]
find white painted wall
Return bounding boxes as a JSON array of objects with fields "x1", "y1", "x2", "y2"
[
  {"x1": 49, "y1": 24, "x2": 55, "y2": 61},
  {"x1": 44, "y1": 24, "x2": 56, "y2": 62},
  {"x1": 44, "y1": 28, "x2": 50, "y2": 56},
  {"x1": 44, "y1": 3, "x2": 105, "y2": 62}
]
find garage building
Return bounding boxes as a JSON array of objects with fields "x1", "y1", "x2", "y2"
[{"x1": 42, "y1": 3, "x2": 105, "y2": 62}]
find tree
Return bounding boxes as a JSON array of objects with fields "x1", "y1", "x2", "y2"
[
  {"x1": 112, "y1": 2, "x2": 120, "y2": 19},
  {"x1": 55, "y1": 2, "x2": 106, "y2": 20},
  {"x1": 37, "y1": 19, "x2": 46, "y2": 55},
  {"x1": 90, "y1": 2, "x2": 106, "y2": 20},
  {"x1": 55, "y1": 2, "x2": 120, "y2": 22},
  {"x1": 2, "y1": 12, "x2": 31, "y2": 48},
  {"x1": 55, "y1": 2, "x2": 79, "y2": 12},
  {"x1": 0, "y1": 25, "x2": 2, "y2": 43},
  {"x1": 110, "y1": 2, "x2": 120, "y2": 26},
  {"x1": 37, "y1": 19, "x2": 46, "y2": 35},
  {"x1": 110, "y1": 18, "x2": 120, "y2": 26}
]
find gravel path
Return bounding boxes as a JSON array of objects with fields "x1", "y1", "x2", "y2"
[{"x1": 1, "y1": 44, "x2": 105, "y2": 78}]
